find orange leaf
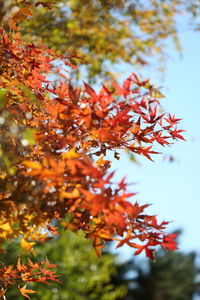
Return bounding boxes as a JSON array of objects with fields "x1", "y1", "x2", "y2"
[
  {"x1": 9, "y1": 6, "x2": 32, "y2": 30},
  {"x1": 4, "y1": 265, "x2": 13, "y2": 275},
  {"x1": 19, "y1": 285, "x2": 36, "y2": 300},
  {"x1": 93, "y1": 236, "x2": 103, "y2": 257},
  {"x1": 45, "y1": 257, "x2": 57, "y2": 269},
  {"x1": 0, "y1": 289, "x2": 7, "y2": 298},
  {"x1": 17, "y1": 258, "x2": 22, "y2": 272},
  {"x1": 23, "y1": 160, "x2": 41, "y2": 169}
]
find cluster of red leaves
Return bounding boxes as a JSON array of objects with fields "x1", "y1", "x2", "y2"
[
  {"x1": 0, "y1": 5, "x2": 184, "y2": 296},
  {"x1": 0, "y1": 258, "x2": 60, "y2": 299}
]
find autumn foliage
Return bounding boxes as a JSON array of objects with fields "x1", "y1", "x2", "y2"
[{"x1": 0, "y1": 1, "x2": 184, "y2": 298}]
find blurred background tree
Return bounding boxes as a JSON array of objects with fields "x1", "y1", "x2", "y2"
[
  {"x1": 111, "y1": 232, "x2": 200, "y2": 300},
  {"x1": 1, "y1": 230, "x2": 127, "y2": 300},
  {"x1": 1, "y1": 0, "x2": 200, "y2": 82}
]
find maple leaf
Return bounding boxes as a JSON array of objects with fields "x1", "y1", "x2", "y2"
[
  {"x1": 117, "y1": 177, "x2": 127, "y2": 191},
  {"x1": 17, "y1": 258, "x2": 23, "y2": 272},
  {"x1": 152, "y1": 131, "x2": 171, "y2": 146},
  {"x1": 134, "y1": 244, "x2": 146, "y2": 255},
  {"x1": 47, "y1": 224, "x2": 59, "y2": 236},
  {"x1": 62, "y1": 221, "x2": 78, "y2": 232},
  {"x1": 19, "y1": 285, "x2": 36, "y2": 300},
  {"x1": 141, "y1": 106, "x2": 165, "y2": 124},
  {"x1": 47, "y1": 274, "x2": 62, "y2": 284},
  {"x1": 23, "y1": 160, "x2": 42, "y2": 170},
  {"x1": 62, "y1": 148, "x2": 80, "y2": 159},
  {"x1": 122, "y1": 75, "x2": 133, "y2": 97},
  {"x1": 20, "y1": 238, "x2": 35, "y2": 252},
  {"x1": 45, "y1": 257, "x2": 57, "y2": 269},
  {"x1": 144, "y1": 247, "x2": 155, "y2": 260},
  {"x1": 129, "y1": 146, "x2": 160, "y2": 161},
  {"x1": 28, "y1": 258, "x2": 40, "y2": 269},
  {"x1": 162, "y1": 233, "x2": 178, "y2": 251},
  {"x1": 93, "y1": 236, "x2": 104, "y2": 257},
  {"x1": 132, "y1": 72, "x2": 149, "y2": 87},
  {"x1": 164, "y1": 114, "x2": 182, "y2": 126},
  {"x1": 9, "y1": 6, "x2": 33, "y2": 30},
  {"x1": 0, "y1": 289, "x2": 7, "y2": 298},
  {"x1": 3, "y1": 264, "x2": 13, "y2": 276},
  {"x1": 115, "y1": 229, "x2": 138, "y2": 249},
  {"x1": 170, "y1": 128, "x2": 186, "y2": 141},
  {"x1": 83, "y1": 82, "x2": 98, "y2": 102}
]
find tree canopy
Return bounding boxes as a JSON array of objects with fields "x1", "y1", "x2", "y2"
[
  {"x1": 1, "y1": 0, "x2": 200, "y2": 81},
  {"x1": 112, "y1": 239, "x2": 200, "y2": 300},
  {"x1": 0, "y1": 1, "x2": 186, "y2": 298},
  {"x1": 2, "y1": 230, "x2": 127, "y2": 300}
]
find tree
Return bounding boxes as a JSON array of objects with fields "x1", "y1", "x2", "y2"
[
  {"x1": 1, "y1": 0, "x2": 200, "y2": 81},
  {"x1": 0, "y1": 1, "x2": 185, "y2": 298},
  {"x1": 133, "y1": 251, "x2": 200, "y2": 300},
  {"x1": 2, "y1": 230, "x2": 127, "y2": 300},
  {"x1": 112, "y1": 234, "x2": 200, "y2": 300}
]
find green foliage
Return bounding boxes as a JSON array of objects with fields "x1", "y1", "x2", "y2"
[
  {"x1": 133, "y1": 253, "x2": 199, "y2": 300},
  {"x1": 2, "y1": 230, "x2": 127, "y2": 300},
  {"x1": 0, "y1": 89, "x2": 7, "y2": 109}
]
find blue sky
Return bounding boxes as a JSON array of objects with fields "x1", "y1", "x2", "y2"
[{"x1": 108, "y1": 29, "x2": 200, "y2": 258}]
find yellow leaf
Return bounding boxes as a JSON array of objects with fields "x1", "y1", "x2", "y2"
[
  {"x1": 59, "y1": 188, "x2": 79, "y2": 201},
  {"x1": 0, "y1": 222, "x2": 12, "y2": 238},
  {"x1": 62, "y1": 221, "x2": 77, "y2": 232},
  {"x1": 95, "y1": 156, "x2": 110, "y2": 167},
  {"x1": 23, "y1": 160, "x2": 41, "y2": 169},
  {"x1": 0, "y1": 172, "x2": 6, "y2": 179},
  {"x1": 20, "y1": 238, "x2": 35, "y2": 252},
  {"x1": 21, "y1": 272, "x2": 30, "y2": 281},
  {"x1": 62, "y1": 148, "x2": 80, "y2": 159}
]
